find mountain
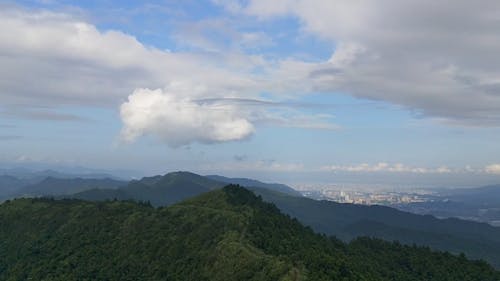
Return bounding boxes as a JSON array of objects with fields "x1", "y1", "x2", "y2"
[
  {"x1": 0, "y1": 175, "x2": 29, "y2": 200},
  {"x1": 249, "y1": 187, "x2": 500, "y2": 268},
  {"x1": 0, "y1": 168, "x2": 127, "y2": 201},
  {"x1": 206, "y1": 174, "x2": 302, "y2": 196},
  {"x1": 120, "y1": 171, "x2": 226, "y2": 206},
  {"x1": 445, "y1": 184, "x2": 500, "y2": 207},
  {"x1": 0, "y1": 168, "x2": 120, "y2": 181},
  {"x1": 68, "y1": 188, "x2": 131, "y2": 201},
  {"x1": 74, "y1": 171, "x2": 226, "y2": 206},
  {"x1": 394, "y1": 185, "x2": 500, "y2": 226},
  {"x1": 68, "y1": 172, "x2": 500, "y2": 267},
  {"x1": 15, "y1": 177, "x2": 126, "y2": 197},
  {"x1": 74, "y1": 172, "x2": 302, "y2": 206},
  {"x1": 1, "y1": 185, "x2": 498, "y2": 280}
]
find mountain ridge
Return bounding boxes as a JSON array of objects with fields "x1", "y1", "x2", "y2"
[
  {"x1": 5, "y1": 170, "x2": 500, "y2": 268},
  {"x1": 206, "y1": 174, "x2": 302, "y2": 196},
  {"x1": 1, "y1": 185, "x2": 498, "y2": 280},
  {"x1": 248, "y1": 186, "x2": 500, "y2": 268}
]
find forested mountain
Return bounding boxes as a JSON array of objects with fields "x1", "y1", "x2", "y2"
[
  {"x1": 15, "y1": 177, "x2": 126, "y2": 197},
  {"x1": 444, "y1": 184, "x2": 500, "y2": 207},
  {"x1": 206, "y1": 175, "x2": 302, "y2": 196},
  {"x1": 249, "y1": 187, "x2": 500, "y2": 268},
  {"x1": 394, "y1": 185, "x2": 500, "y2": 227},
  {"x1": 1, "y1": 185, "x2": 498, "y2": 281},
  {"x1": 5, "y1": 170, "x2": 500, "y2": 268},
  {"x1": 0, "y1": 175, "x2": 29, "y2": 200},
  {"x1": 63, "y1": 172, "x2": 500, "y2": 267},
  {"x1": 73, "y1": 171, "x2": 225, "y2": 206},
  {"x1": 0, "y1": 169, "x2": 124, "y2": 200}
]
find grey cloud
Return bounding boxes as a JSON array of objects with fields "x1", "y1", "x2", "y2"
[
  {"x1": 240, "y1": 0, "x2": 500, "y2": 126},
  {"x1": 254, "y1": 114, "x2": 340, "y2": 130},
  {"x1": 309, "y1": 67, "x2": 343, "y2": 78},
  {"x1": 193, "y1": 97, "x2": 342, "y2": 130},
  {"x1": 1, "y1": 107, "x2": 89, "y2": 122},
  {"x1": 0, "y1": 124, "x2": 15, "y2": 128},
  {"x1": 195, "y1": 98, "x2": 278, "y2": 107},
  {"x1": 0, "y1": 8, "x2": 259, "y2": 108},
  {"x1": 233, "y1": 154, "x2": 248, "y2": 162},
  {"x1": 195, "y1": 97, "x2": 373, "y2": 110}
]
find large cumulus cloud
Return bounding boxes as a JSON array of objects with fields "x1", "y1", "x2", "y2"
[{"x1": 120, "y1": 88, "x2": 254, "y2": 147}]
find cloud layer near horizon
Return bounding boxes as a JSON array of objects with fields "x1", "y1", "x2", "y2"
[{"x1": 322, "y1": 162, "x2": 500, "y2": 175}]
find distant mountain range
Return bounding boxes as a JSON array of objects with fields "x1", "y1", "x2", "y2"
[
  {"x1": 16, "y1": 177, "x2": 126, "y2": 197},
  {"x1": 0, "y1": 170, "x2": 300, "y2": 203},
  {"x1": 394, "y1": 184, "x2": 500, "y2": 227},
  {"x1": 0, "y1": 168, "x2": 118, "y2": 181},
  {"x1": 2, "y1": 170, "x2": 500, "y2": 268},
  {"x1": 72, "y1": 172, "x2": 224, "y2": 206},
  {"x1": 444, "y1": 184, "x2": 500, "y2": 207},
  {"x1": 70, "y1": 172, "x2": 302, "y2": 206},
  {"x1": 0, "y1": 169, "x2": 123, "y2": 200},
  {"x1": 0, "y1": 175, "x2": 27, "y2": 199},
  {"x1": 1, "y1": 186, "x2": 498, "y2": 280}
]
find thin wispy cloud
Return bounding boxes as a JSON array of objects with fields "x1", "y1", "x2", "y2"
[
  {"x1": 0, "y1": 135, "x2": 23, "y2": 141},
  {"x1": 1, "y1": 108, "x2": 89, "y2": 122}
]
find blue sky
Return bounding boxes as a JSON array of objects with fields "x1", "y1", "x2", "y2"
[{"x1": 1, "y1": 0, "x2": 500, "y2": 187}]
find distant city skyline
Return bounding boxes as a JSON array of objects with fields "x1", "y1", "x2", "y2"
[{"x1": 1, "y1": 1, "x2": 500, "y2": 187}]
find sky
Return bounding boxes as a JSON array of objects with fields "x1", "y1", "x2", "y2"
[{"x1": 1, "y1": 0, "x2": 500, "y2": 187}]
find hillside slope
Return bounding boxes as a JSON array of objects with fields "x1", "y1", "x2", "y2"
[
  {"x1": 249, "y1": 187, "x2": 500, "y2": 268},
  {"x1": 206, "y1": 175, "x2": 302, "y2": 196},
  {"x1": 0, "y1": 175, "x2": 28, "y2": 200},
  {"x1": 445, "y1": 184, "x2": 500, "y2": 207},
  {"x1": 67, "y1": 173, "x2": 500, "y2": 268},
  {"x1": 0, "y1": 186, "x2": 499, "y2": 280}
]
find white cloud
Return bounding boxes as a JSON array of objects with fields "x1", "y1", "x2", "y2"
[
  {"x1": 120, "y1": 88, "x2": 254, "y2": 147},
  {"x1": 322, "y1": 162, "x2": 454, "y2": 174},
  {"x1": 0, "y1": 7, "x2": 340, "y2": 146},
  {"x1": 484, "y1": 164, "x2": 500, "y2": 175}
]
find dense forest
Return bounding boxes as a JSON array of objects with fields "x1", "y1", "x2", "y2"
[
  {"x1": 6, "y1": 170, "x2": 500, "y2": 270},
  {"x1": 249, "y1": 187, "x2": 500, "y2": 268},
  {"x1": 1, "y1": 185, "x2": 499, "y2": 280}
]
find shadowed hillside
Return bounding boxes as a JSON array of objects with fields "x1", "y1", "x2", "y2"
[{"x1": 249, "y1": 187, "x2": 500, "y2": 269}]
